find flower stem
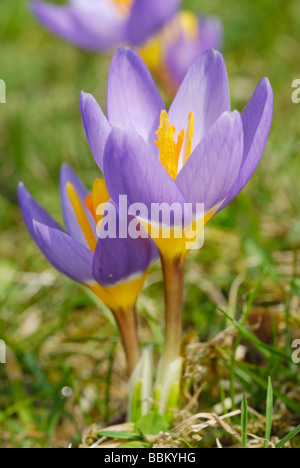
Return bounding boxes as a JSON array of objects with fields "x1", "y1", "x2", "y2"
[
  {"x1": 160, "y1": 254, "x2": 186, "y2": 375},
  {"x1": 113, "y1": 306, "x2": 140, "y2": 376}
]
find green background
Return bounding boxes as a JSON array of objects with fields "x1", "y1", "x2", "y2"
[{"x1": 0, "y1": 0, "x2": 300, "y2": 447}]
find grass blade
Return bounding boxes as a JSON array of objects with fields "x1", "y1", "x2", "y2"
[
  {"x1": 236, "y1": 365, "x2": 300, "y2": 415},
  {"x1": 97, "y1": 430, "x2": 142, "y2": 441},
  {"x1": 264, "y1": 377, "x2": 273, "y2": 448},
  {"x1": 218, "y1": 307, "x2": 293, "y2": 362},
  {"x1": 241, "y1": 395, "x2": 248, "y2": 448},
  {"x1": 276, "y1": 424, "x2": 300, "y2": 448}
]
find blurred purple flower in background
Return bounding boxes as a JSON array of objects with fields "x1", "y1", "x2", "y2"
[
  {"x1": 160, "y1": 11, "x2": 223, "y2": 91},
  {"x1": 31, "y1": 1, "x2": 223, "y2": 91},
  {"x1": 31, "y1": 0, "x2": 182, "y2": 50}
]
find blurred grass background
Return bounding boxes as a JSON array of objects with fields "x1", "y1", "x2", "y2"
[{"x1": 0, "y1": 0, "x2": 300, "y2": 447}]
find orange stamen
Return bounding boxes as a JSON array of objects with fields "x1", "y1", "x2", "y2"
[
  {"x1": 67, "y1": 182, "x2": 97, "y2": 253},
  {"x1": 84, "y1": 193, "x2": 96, "y2": 222},
  {"x1": 84, "y1": 178, "x2": 111, "y2": 233}
]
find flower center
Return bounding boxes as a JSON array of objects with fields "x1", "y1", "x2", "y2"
[
  {"x1": 155, "y1": 110, "x2": 195, "y2": 180},
  {"x1": 66, "y1": 179, "x2": 110, "y2": 253}
]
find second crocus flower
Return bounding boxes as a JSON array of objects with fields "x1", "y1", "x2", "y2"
[{"x1": 19, "y1": 164, "x2": 157, "y2": 375}]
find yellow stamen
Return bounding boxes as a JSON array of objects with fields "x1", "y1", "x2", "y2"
[
  {"x1": 84, "y1": 178, "x2": 111, "y2": 232},
  {"x1": 175, "y1": 129, "x2": 185, "y2": 168},
  {"x1": 156, "y1": 110, "x2": 182, "y2": 180},
  {"x1": 182, "y1": 112, "x2": 195, "y2": 166},
  {"x1": 92, "y1": 179, "x2": 111, "y2": 224},
  {"x1": 155, "y1": 110, "x2": 195, "y2": 179},
  {"x1": 67, "y1": 182, "x2": 97, "y2": 253}
]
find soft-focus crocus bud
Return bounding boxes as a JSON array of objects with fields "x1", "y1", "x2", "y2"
[{"x1": 139, "y1": 11, "x2": 223, "y2": 94}]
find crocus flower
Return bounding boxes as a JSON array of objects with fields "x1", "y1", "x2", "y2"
[
  {"x1": 80, "y1": 47, "x2": 273, "y2": 373},
  {"x1": 30, "y1": 0, "x2": 223, "y2": 92},
  {"x1": 18, "y1": 164, "x2": 156, "y2": 374},
  {"x1": 139, "y1": 11, "x2": 223, "y2": 94},
  {"x1": 30, "y1": 0, "x2": 182, "y2": 50},
  {"x1": 82, "y1": 47, "x2": 273, "y2": 262}
]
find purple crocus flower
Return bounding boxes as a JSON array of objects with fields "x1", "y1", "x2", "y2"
[
  {"x1": 31, "y1": 0, "x2": 182, "y2": 50},
  {"x1": 80, "y1": 46, "x2": 273, "y2": 373},
  {"x1": 80, "y1": 47, "x2": 273, "y2": 261},
  {"x1": 161, "y1": 11, "x2": 223, "y2": 92},
  {"x1": 18, "y1": 164, "x2": 156, "y2": 374}
]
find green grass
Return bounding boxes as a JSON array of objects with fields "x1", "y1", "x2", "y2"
[
  {"x1": 241, "y1": 395, "x2": 248, "y2": 448},
  {"x1": 0, "y1": 0, "x2": 300, "y2": 448}
]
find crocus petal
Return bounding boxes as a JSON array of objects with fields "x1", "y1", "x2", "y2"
[
  {"x1": 176, "y1": 111, "x2": 244, "y2": 214},
  {"x1": 168, "y1": 49, "x2": 231, "y2": 150},
  {"x1": 107, "y1": 48, "x2": 165, "y2": 152},
  {"x1": 127, "y1": 0, "x2": 182, "y2": 45},
  {"x1": 34, "y1": 221, "x2": 94, "y2": 283},
  {"x1": 18, "y1": 182, "x2": 63, "y2": 244},
  {"x1": 93, "y1": 202, "x2": 152, "y2": 287},
  {"x1": 219, "y1": 78, "x2": 274, "y2": 211},
  {"x1": 80, "y1": 92, "x2": 112, "y2": 172},
  {"x1": 59, "y1": 164, "x2": 95, "y2": 248},
  {"x1": 103, "y1": 126, "x2": 190, "y2": 227},
  {"x1": 31, "y1": 0, "x2": 126, "y2": 51}
]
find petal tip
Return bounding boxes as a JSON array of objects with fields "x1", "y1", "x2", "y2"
[
  {"x1": 60, "y1": 162, "x2": 73, "y2": 178},
  {"x1": 80, "y1": 90, "x2": 92, "y2": 107},
  {"x1": 17, "y1": 182, "x2": 30, "y2": 203},
  {"x1": 18, "y1": 181, "x2": 25, "y2": 192},
  {"x1": 17, "y1": 182, "x2": 27, "y2": 205},
  {"x1": 110, "y1": 46, "x2": 142, "y2": 69},
  {"x1": 80, "y1": 91, "x2": 101, "y2": 121}
]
